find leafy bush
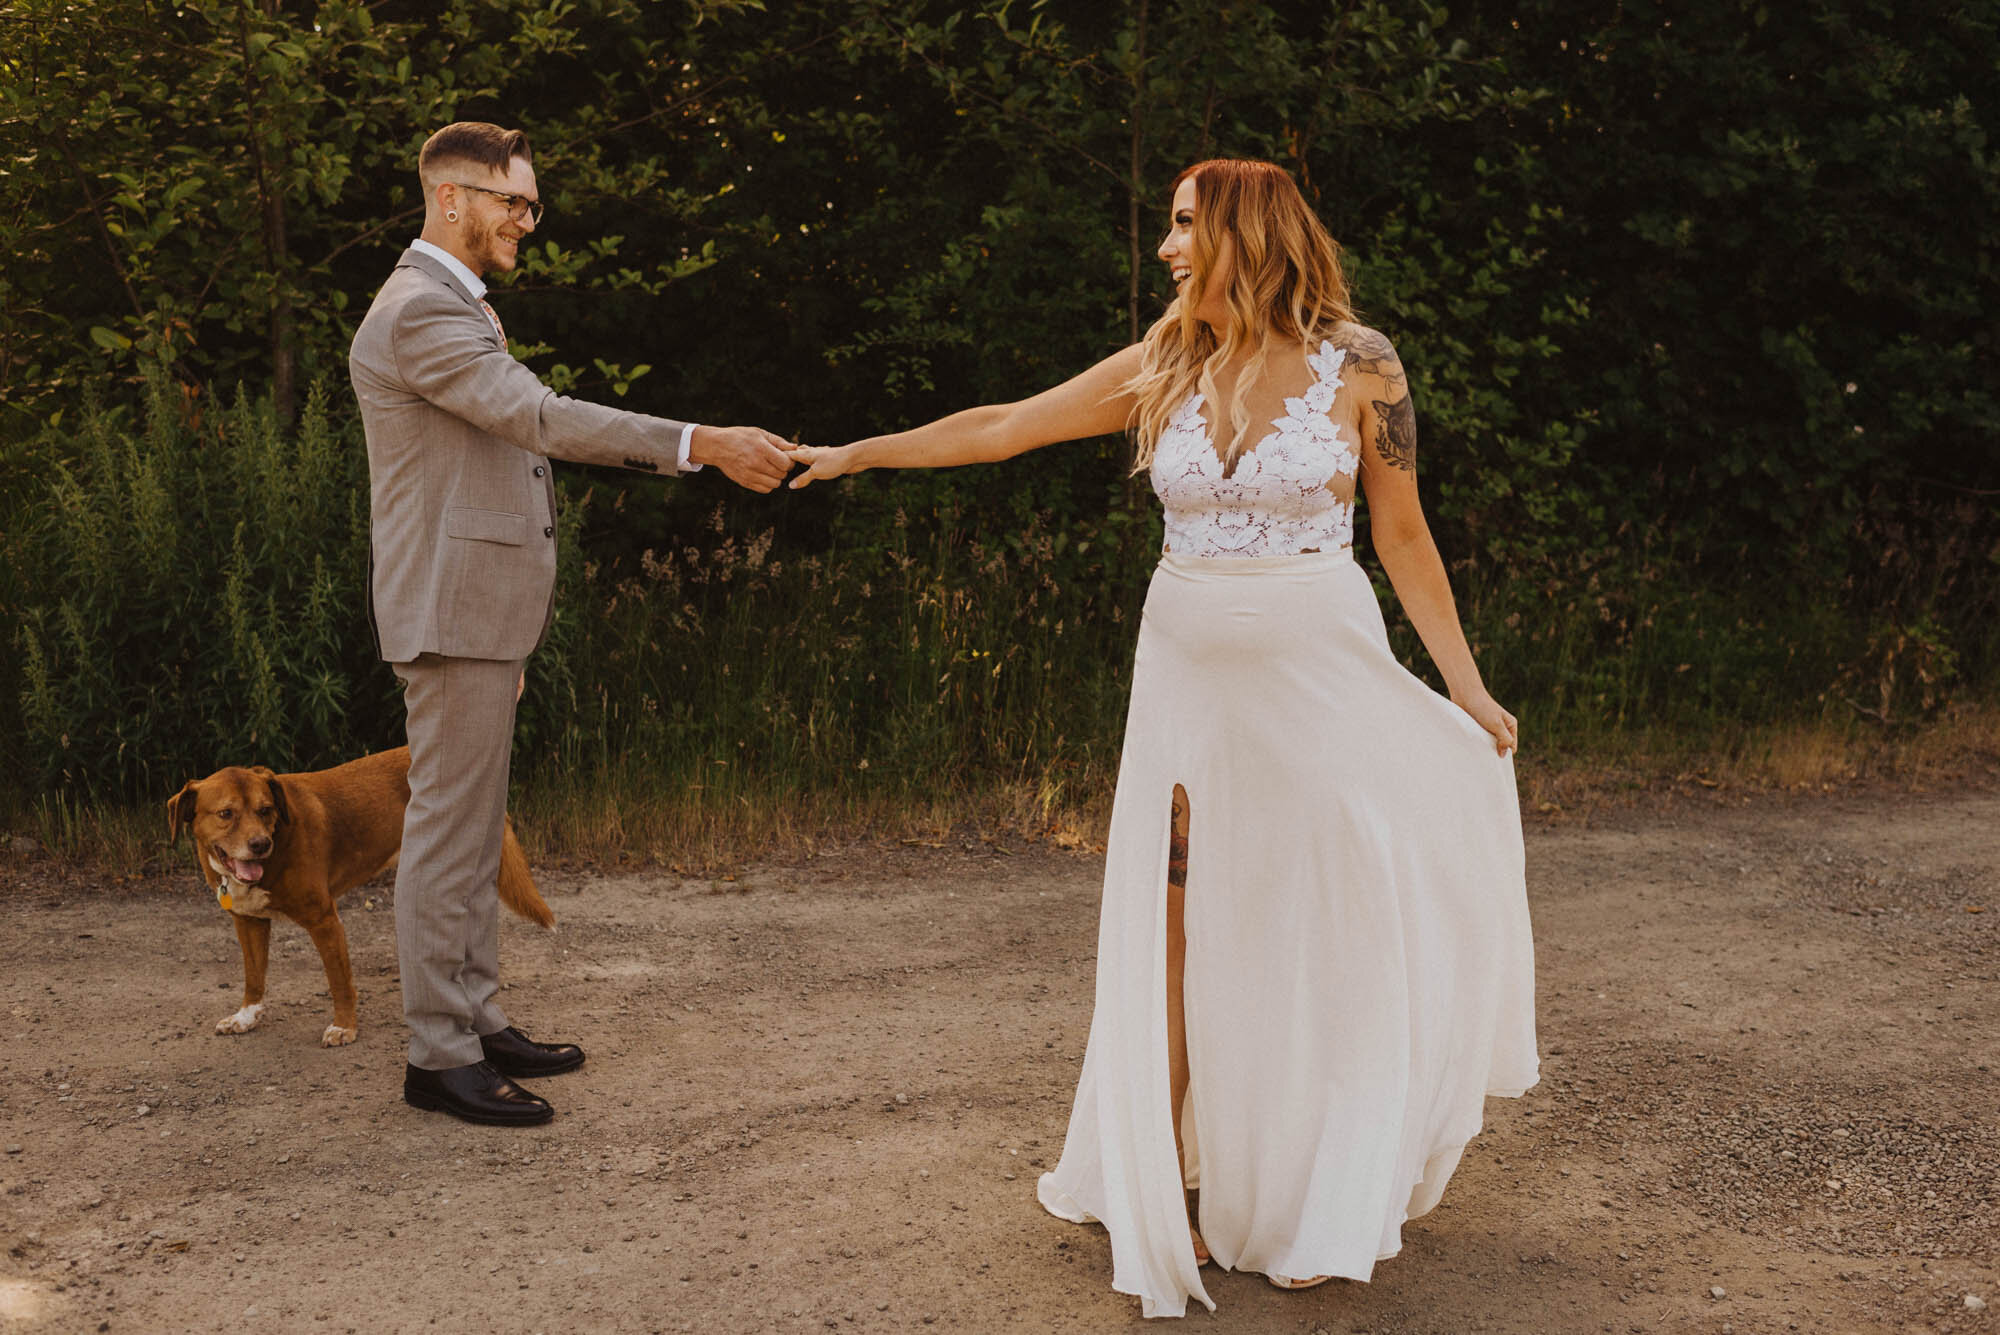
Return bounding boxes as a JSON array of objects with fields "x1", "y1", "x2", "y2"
[
  {"x1": 3, "y1": 1, "x2": 1995, "y2": 821},
  {"x1": 4, "y1": 385, "x2": 1157, "y2": 806},
  {"x1": 13, "y1": 376, "x2": 384, "y2": 798}
]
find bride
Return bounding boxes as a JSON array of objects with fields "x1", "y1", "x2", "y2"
[{"x1": 790, "y1": 158, "x2": 1539, "y2": 1317}]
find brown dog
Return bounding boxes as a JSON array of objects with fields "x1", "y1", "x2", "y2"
[{"x1": 167, "y1": 746, "x2": 552, "y2": 1047}]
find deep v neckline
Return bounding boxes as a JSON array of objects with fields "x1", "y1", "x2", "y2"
[{"x1": 1190, "y1": 341, "x2": 1336, "y2": 478}]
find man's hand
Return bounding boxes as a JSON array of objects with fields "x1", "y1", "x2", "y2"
[{"x1": 689, "y1": 425, "x2": 798, "y2": 493}]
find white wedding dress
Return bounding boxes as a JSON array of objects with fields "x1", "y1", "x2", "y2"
[{"x1": 1036, "y1": 341, "x2": 1540, "y2": 1317}]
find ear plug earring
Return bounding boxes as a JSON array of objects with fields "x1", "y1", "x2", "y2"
[{"x1": 446, "y1": 210, "x2": 458, "y2": 222}]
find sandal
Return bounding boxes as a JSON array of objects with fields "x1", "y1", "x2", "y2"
[
  {"x1": 1190, "y1": 1226, "x2": 1212, "y2": 1266},
  {"x1": 1268, "y1": 1273, "x2": 1333, "y2": 1290}
]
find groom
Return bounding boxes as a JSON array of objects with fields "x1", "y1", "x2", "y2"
[{"x1": 349, "y1": 120, "x2": 795, "y2": 1126}]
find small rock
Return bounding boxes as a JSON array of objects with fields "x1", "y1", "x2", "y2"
[
  {"x1": 1966, "y1": 1295, "x2": 1987, "y2": 1313},
  {"x1": 1710, "y1": 1286, "x2": 1728, "y2": 1300},
  {"x1": 9, "y1": 835, "x2": 39, "y2": 857},
  {"x1": 894, "y1": 1093, "x2": 910, "y2": 1106},
  {"x1": 134, "y1": 1104, "x2": 151, "y2": 1116},
  {"x1": 3, "y1": 1144, "x2": 21, "y2": 1155}
]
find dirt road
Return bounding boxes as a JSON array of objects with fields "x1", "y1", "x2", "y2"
[{"x1": 2, "y1": 788, "x2": 1995, "y2": 1334}]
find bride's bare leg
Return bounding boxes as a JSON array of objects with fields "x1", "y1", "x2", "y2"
[{"x1": 1168, "y1": 785, "x2": 1206, "y2": 1263}]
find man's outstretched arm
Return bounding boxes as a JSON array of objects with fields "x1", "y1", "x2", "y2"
[{"x1": 391, "y1": 288, "x2": 795, "y2": 490}]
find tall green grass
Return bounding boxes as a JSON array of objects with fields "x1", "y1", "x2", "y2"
[
  {"x1": 10, "y1": 377, "x2": 377, "y2": 801},
  {"x1": 4, "y1": 382, "x2": 1992, "y2": 869}
]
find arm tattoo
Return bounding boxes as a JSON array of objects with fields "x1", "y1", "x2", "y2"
[
  {"x1": 1328, "y1": 324, "x2": 1406, "y2": 393},
  {"x1": 1330, "y1": 323, "x2": 1416, "y2": 471},
  {"x1": 1372, "y1": 395, "x2": 1417, "y2": 471}
]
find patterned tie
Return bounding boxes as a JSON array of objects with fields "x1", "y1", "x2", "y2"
[{"x1": 478, "y1": 297, "x2": 506, "y2": 345}]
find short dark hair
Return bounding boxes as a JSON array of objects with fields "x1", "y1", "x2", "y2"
[{"x1": 418, "y1": 122, "x2": 532, "y2": 191}]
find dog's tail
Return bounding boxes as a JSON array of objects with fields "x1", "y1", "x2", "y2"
[{"x1": 498, "y1": 818, "x2": 555, "y2": 929}]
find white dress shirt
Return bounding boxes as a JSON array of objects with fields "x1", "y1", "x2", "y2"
[{"x1": 410, "y1": 237, "x2": 700, "y2": 473}]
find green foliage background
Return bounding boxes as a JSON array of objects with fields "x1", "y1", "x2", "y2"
[{"x1": 3, "y1": 0, "x2": 1996, "y2": 815}]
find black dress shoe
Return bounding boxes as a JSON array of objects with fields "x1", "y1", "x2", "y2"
[
  {"x1": 404, "y1": 1061, "x2": 553, "y2": 1126},
  {"x1": 479, "y1": 1025, "x2": 586, "y2": 1078}
]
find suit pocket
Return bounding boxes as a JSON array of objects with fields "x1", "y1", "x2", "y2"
[{"x1": 445, "y1": 507, "x2": 527, "y2": 546}]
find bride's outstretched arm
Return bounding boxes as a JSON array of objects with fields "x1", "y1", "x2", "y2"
[
  {"x1": 1342, "y1": 324, "x2": 1519, "y2": 757},
  {"x1": 789, "y1": 345, "x2": 1144, "y2": 489}
]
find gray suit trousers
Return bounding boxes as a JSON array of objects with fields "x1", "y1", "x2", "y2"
[{"x1": 392, "y1": 653, "x2": 524, "y2": 1069}]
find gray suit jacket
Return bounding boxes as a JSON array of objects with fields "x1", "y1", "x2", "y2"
[{"x1": 349, "y1": 247, "x2": 690, "y2": 663}]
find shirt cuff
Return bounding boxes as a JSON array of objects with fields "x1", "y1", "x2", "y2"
[{"x1": 678, "y1": 422, "x2": 703, "y2": 474}]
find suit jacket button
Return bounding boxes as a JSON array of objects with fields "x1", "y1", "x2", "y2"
[
  {"x1": 543, "y1": 526, "x2": 554, "y2": 538},
  {"x1": 533, "y1": 465, "x2": 546, "y2": 477}
]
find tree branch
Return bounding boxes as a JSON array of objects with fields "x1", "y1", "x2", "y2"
[
  {"x1": 879, "y1": 20, "x2": 1126, "y2": 187},
  {"x1": 552, "y1": 31, "x2": 841, "y2": 157},
  {"x1": 1126, "y1": 0, "x2": 1148, "y2": 350},
  {"x1": 49, "y1": 123, "x2": 147, "y2": 324},
  {"x1": 322, "y1": 204, "x2": 425, "y2": 267}
]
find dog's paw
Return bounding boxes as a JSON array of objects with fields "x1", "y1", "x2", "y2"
[
  {"x1": 321, "y1": 1023, "x2": 357, "y2": 1048},
  {"x1": 214, "y1": 1003, "x2": 266, "y2": 1034}
]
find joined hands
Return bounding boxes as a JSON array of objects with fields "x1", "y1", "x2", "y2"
[
  {"x1": 690, "y1": 424, "x2": 805, "y2": 493},
  {"x1": 687, "y1": 430, "x2": 864, "y2": 494}
]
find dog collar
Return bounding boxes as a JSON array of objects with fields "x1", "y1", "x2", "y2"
[{"x1": 206, "y1": 854, "x2": 274, "y2": 917}]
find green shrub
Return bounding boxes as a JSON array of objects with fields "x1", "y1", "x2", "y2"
[
  {"x1": 4, "y1": 383, "x2": 1159, "y2": 810},
  {"x1": 4, "y1": 380, "x2": 1988, "y2": 822},
  {"x1": 13, "y1": 375, "x2": 384, "y2": 799}
]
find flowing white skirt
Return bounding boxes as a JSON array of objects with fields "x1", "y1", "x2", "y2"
[{"x1": 1036, "y1": 549, "x2": 1540, "y2": 1317}]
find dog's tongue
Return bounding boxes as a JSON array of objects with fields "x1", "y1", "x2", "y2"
[{"x1": 229, "y1": 859, "x2": 265, "y2": 883}]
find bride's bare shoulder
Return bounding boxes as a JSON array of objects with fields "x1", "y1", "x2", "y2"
[{"x1": 1322, "y1": 321, "x2": 1402, "y2": 374}]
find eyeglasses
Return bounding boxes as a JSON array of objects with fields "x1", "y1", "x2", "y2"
[{"x1": 450, "y1": 183, "x2": 544, "y2": 225}]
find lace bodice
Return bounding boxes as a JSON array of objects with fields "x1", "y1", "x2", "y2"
[{"x1": 1150, "y1": 340, "x2": 1359, "y2": 557}]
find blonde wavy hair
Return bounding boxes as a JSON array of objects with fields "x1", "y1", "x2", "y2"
[{"x1": 1125, "y1": 159, "x2": 1355, "y2": 471}]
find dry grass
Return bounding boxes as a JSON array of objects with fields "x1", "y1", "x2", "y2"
[
  {"x1": 18, "y1": 791, "x2": 167, "y2": 874},
  {"x1": 1517, "y1": 698, "x2": 2000, "y2": 821},
  {"x1": 13, "y1": 701, "x2": 1998, "y2": 879},
  {"x1": 509, "y1": 766, "x2": 1116, "y2": 874}
]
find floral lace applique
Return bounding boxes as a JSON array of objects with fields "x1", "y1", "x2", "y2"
[{"x1": 1151, "y1": 341, "x2": 1359, "y2": 557}]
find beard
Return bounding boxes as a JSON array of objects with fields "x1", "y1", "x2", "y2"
[{"x1": 467, "y1": 215, "x2": 521, "y2": 276}]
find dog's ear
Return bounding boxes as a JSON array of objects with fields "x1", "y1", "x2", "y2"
[
  {"x1": 265, "y1": 776, "x2": 290, "y2": 829},
  {"x1": 166, "y1": 782, "x2": 199, "y2": 843}
]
